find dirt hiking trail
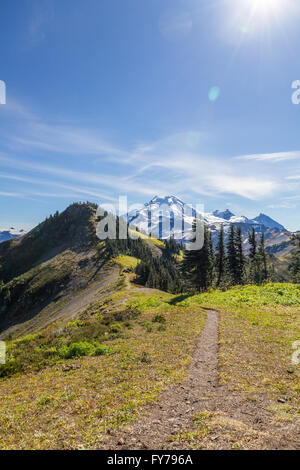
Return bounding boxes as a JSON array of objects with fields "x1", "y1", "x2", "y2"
[
  {"x1": 103, "y1": 309, "x2": 219, "y2": 450},
  {"x1": 103, "y1": 308, "x2": 299, "y2": 450}
]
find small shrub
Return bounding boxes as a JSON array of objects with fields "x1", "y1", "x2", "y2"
[
  {"x1": 0, "y1": 358, "x2": 23, "y2": 377},
  {"x1": 94, "y1": 345, "x2": 113, "y2": 356},
  {"x1": 140, "y1": 351, "x2": 152, "y2": 364},
  {"x1": 152, "y1": 314, "x2": 166, "y2": 324},
  {"x1": 38, "y1": 396, "x2": 54, "y2": 406},
  {"x1": 59, "y1": 341, "x2": 95, "y2": 359},
  {"x1": 113, "y1": 307, "x2": 140, "y2": 322},
  {"x1": 66, "y1": 320, "x2": 84, "y2": 329},
  {"x1": 109, "y1": 323, "x2": 122, "y2": 334},
  {"x1": 157, "y1": 324, "x2": 166, "y2": 332},
  {"x1": 141, "y1": 321, "x2": 153, "y2": 333}
]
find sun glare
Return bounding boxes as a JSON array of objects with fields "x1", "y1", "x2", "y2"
[
  {"x1": 250, "y1": 0, "x2": 284, "y2": 18},
  {"x1": 227, "y1": 0, "x2": 293, "y2": 40}
]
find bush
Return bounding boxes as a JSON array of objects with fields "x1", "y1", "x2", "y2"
[
  {"x1": 0, "y1": 358, "x2": 23, "y2": 377},
  {"x1": 59, "y1": 341, "x2": 96, "y2": 359},
  {"x1": 152, "y1": 314, "x2": 166, "y2": 324},
  {"x1": 141, "y1": 321, "x2": 153, "y2": 333},
  {"x1": 109, "y1": 322, "x2": 123, "y2": 334},
  {"x1": 140, "y1": 351, "x2": 152, "y2": 364},
  {"x1": 94, "y1": 345, "x2": 112, "y2": 356}
]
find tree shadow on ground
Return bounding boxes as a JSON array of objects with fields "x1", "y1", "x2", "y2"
[{"x1": 168, "y1": 293, "x2": 194, "y2": 305}]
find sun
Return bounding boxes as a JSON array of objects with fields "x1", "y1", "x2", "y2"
[
  {"x1": 228, "y1": 0, "x2": 290, "y2": 37},
  {"x1": 250, "y1": 0, "x2": 284, "y2": 18}
]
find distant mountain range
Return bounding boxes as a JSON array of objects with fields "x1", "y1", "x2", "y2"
[
  {"x1": 0, "y1": 228, "x2": 26, "y2": 243},
  {"x1": 0, "y1": 196, "x2": 295, "y2": 258},
  {"x1": 127, "y1": 195, "x2": 292, "y2": 254}
]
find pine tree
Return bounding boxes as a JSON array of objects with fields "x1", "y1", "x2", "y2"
[
  {"x1": 208, "y1": 230, "x2": 215, "y2": 286},
  {"x1": 216, "y1": 224, "x2": 226, "y2": 286},
  {"x1": 181, "y1": 222, "x2": 212, "y2": 292},
  {"x1": 248, "y1": 228, "x2": 259, "y2": 283},
  {"x1": 226, "y1": 224, "x2": 238, "y2": 284},
  {"x1": 258, "y1": 233, "x2": 268, "y2": 283},
  {"x1": 196, "y1": 226, "x2": 211, "y2": 292},
  {"x1": 181, "y1": 218, "x2": 198, "y2": 286},
  {"x1": 289, "y1": 235, "x2": 300, "y2": 283},
  {"x1": 248, "y1": 227, "x2": 257, "y2": 260},
  {"x1": 235, "y1": 226, "x2": 244, "y2": 285}
]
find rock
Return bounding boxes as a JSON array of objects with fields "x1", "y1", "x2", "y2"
[
  {"x1": 117, "y1": 438, "x2": 125, "y2": 445},
  {"x1": 277, "y1": 398, "x2": 286, "y2": 403}
]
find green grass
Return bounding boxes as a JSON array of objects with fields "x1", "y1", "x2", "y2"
[
  {"x1": 169, "y1": 283, "x2": 300, "y2": 449},
  {"x1": 128, "y1": 228, "x2": 165, "y2": 248},
  {"x1": 176, "y1": 283, "x2": 300, "y2": 307},
  {"x1": 113, "y1": 255, "x2": 139, "y2": 269},
  {"x1": 0, "y1": 282, "x2": 298, "y2": 449},
  {"x1": 175, "y1": 283, "x2": 300, "y2": 421},
  {"x1": 0, "y1": 286, "x2": 206, "y2": 449}
]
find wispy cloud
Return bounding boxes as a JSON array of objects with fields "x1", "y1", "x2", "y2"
[
  {"x1": 0, "y1": 154, "x2": 164, "y2": 198},
  {"x1": 9, "y1": 122, "x2": 128, "y2": 158},
  {"x1": 1, "y1": 101, "x2": 300, "y2": 205},
  {"x1": 0, "y1": 191, "x2": 22, "y2": 197},
  {"x1": 235, "y1": 151, "x2": 300, "y2": 162},
  {"x1": 159, "y1": 10, "x2": 193, "y2": 39},
  {"x1": 286, "y1": 175, "x2": 300, "y2": 180},
  {"x1": 0, "y1": 98, "x2": 128, "y2": 159},
  {"x1": 0, "y1": 171, "x2": 116, "y2": 201},
  {"x1": 125, "y1": 133, "x2": 281, "y2": 200}
]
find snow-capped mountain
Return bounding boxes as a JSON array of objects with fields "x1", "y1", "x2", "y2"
[
  {"x1": 128, "y1": 196, "x2": 193, "y2": 240},
  {"x1": 127, "y1": 195, "x2": 289, "y2": 249},
  {"x1": 212, "y1": 209, "x2": 234, "y2": 220},
  {"x1": 252, "y1": 213, "x2": 286, "y2": 232},
  {"x1": 0, "y1": 228, "x2": 26, "y2": 244}
]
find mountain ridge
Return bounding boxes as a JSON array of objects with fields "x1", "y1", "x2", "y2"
[{"x1": 127, "y1": 195, "x2": 289, "y2": 252}]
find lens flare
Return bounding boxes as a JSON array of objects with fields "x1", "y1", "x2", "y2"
[{"x1": 208, "y1": 86, "x2": 220, "y2": 102}]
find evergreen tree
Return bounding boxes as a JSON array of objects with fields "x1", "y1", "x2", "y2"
[
  {"x1": 235, "y1": 226, "x2": 244, "y2": 285},
  {"x1": 248, "y1": 228, "x2": 259, "y2": 283},
  {"x1": 289, "y1": 235, "x2": 300, "y2": 283},
  {"x1": 226, "y1": 224, "x2": 238, "y2": 284},
  {"x1": 248, "y1": 227, "x2": 257, "y2": 260},
  {"x1": 195, "y1": 226, "x2": 211, "y2": 292},
  {"x1": 216, "y1": 224, "x2": 226, "y2": 286},
  {"x1": 208, "y1": 230, "x2": 215, "y2": 286},
  {"x1": 258, "y1": 233, "x2": 268, "y2": 283},
  {"x1": 181, "y1": 218, "x2": 198, "y2": 287},
  {"x1": 181, "y1": 222, "x2": 212, "y2": 292}
]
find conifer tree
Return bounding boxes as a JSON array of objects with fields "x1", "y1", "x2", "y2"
[
  {"x1": 289, "y1": 235, "x2": 300, "y2": 283},
  {"x1": 248, "y1": 227, "x2": 257, "y2": 260},
  {"x1": 226, "y1": 224, "x2": 238, "y2": 284},
  {"x1": 181, "y1": 218, "x2": 198, "y2": 286},
  {"x1": 196, "y1": 226, "x2": 211, "y2": 292},
  {"x1": 208, "y1": 230, "x2": 215, "y2": 286},
  {"x1": 216, "y1": 224, "x2": 226, "y2": 286},
  {"x1": 181, "y1": 221, "x2": 211, "y2": 292},
  {"x1": 258, "y1": 233, "x2": 268, "y2": 283},
  {"x1": 235, "y1": 226, "x2": 244, "y2": 284},
  {"x1": 248, "y1": 227, "x2": 259, "y2": 283}
]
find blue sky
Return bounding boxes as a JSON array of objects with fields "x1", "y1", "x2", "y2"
[{"x1": 1, "y1": 0, "x2": 300, "y2": 230}]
